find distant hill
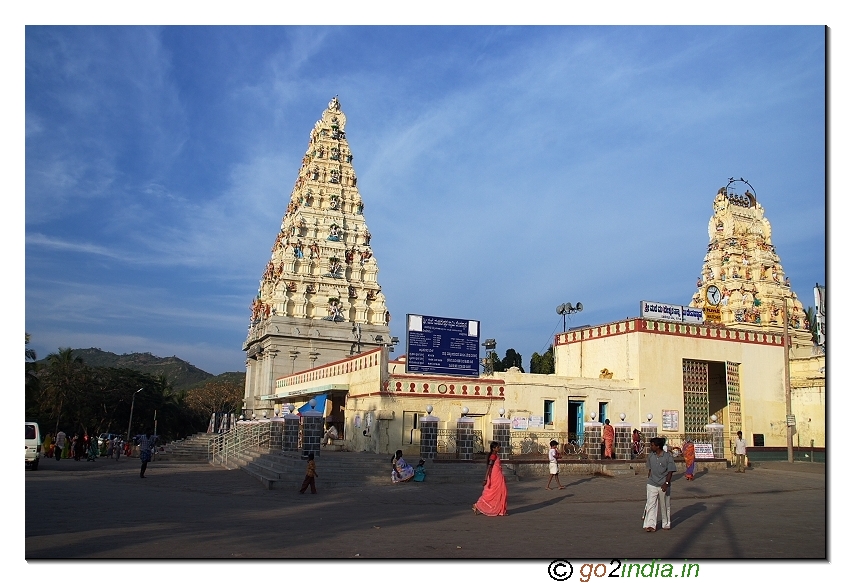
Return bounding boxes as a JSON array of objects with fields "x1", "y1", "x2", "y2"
[
  {"x1": 185, "y1": 371, "x2": 247, "y2": 391},
  {"x1": 35, "y1": 348, "x2": 244, "y2": 392}
]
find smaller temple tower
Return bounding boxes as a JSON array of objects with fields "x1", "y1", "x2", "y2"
[
  {"x1": 690, "y1": 181, "x2": 813, "y2": 357},
  {"x1": 242, "y1": 97, "x2": 391, "y2": 417}
]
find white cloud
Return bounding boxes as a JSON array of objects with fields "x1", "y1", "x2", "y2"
[{"x1": 26, "y1": 233, "x2": 127, "y2": 260}]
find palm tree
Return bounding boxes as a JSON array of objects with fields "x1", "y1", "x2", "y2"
[
  {"x1": 25, "y1": 334, "x2": 41, "y2": 420},
  {"x1": 41, "y1": 348, "x2": 86, "y2": 434},
  {"x1": 25, "y1": 333, "x2": 36, "y2": 362}
]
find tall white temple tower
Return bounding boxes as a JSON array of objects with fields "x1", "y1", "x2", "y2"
[
  {"x1": 242, "y1": 97, "x2": 391, "y2": 417},
  {"x1": 690, "y1": 180, "x2": 813, "y2": 357}
]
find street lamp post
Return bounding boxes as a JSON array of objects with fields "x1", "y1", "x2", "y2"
[
  {"x1": 784, "y1": 297, "x2": 794, "y2": 463},
  {"x1": 127, "y1": 387, "x2": 144, "y2": 443}
]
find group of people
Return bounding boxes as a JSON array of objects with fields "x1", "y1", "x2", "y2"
[
  {"x1": 294, "y1": 431, "x2": 750, "y2": 531},
  {"x1": 43, "y1": 431, "x2": 131, "y2": 461},
  {"x1": 391, "y1": 450, "x2": 426, "y2": 483},
  {"x1": 297, "y1": 448, "x2": 429, "y2": 495},
  {"x1": 42, "y1": 431, "x2": 104, "y2": 462},
  {"x1": 469, "y1": 431, "x2": 749, "y2": 532},
  {"x1": 41, "y1": 428, "x2": 158, "y2": 478},
  {"x1": 605, "y1": 420, "x2": 648, "y2": 460},
  {"x1": 106, "y1": 436, "x2": 129, "y2": 459}
]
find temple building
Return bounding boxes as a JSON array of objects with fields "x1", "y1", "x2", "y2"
[
  {"x1": 243, "y1": 99, "x2": 824, "y2": 459},
  {"x1": 242, "y1": 97, "x2": 391, "y2": 421}
]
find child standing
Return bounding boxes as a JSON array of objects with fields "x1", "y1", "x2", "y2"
[
  {"x1": 299, "y1": 452, "x2": 318, "y2": 494},
  {"x1": 546, "y1": 440, "x2": 565, "y2": 490}
]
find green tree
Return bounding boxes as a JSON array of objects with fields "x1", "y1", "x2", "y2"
[
  {"x1": 25, "y1": 333, "x2": 36, "y2": 362},
  {"x1": 184, "y1": 379, "x2": 244, "y2": 419},
  {"x1": 805, "y1": 305, "x2": 819, "y2": 345},
  {"x1": 530, "y1": 345, "x2": 555, "y2": 374},
  {"x1": 497, "y1": 349, "x2": 524, "y2": 373},
  {"x1": 25, "y1": 334, "x2": 41, "y2": 421},
  {"x1": 38, "y1": 348, "x2": 87, "y2": 435}
]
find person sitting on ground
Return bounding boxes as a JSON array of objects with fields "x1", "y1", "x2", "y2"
[
  {"x1": 391, "y1": 449, "x2": 415, "y2": 483},
  {"x1": 322, "y1": 424, "x2": 339, "y2": 446}
]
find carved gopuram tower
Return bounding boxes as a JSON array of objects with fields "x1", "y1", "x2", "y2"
[
  {"x1": 689, "y1": 181, "x2": 813, "y2": 358},
  {"x1": 242, "y1": 97, "x2": 390, "y2": 417}
]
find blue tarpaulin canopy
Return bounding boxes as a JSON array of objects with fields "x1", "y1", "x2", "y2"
[{"x1": 298, "y1": 393, "x2": 328, "y2": 415}]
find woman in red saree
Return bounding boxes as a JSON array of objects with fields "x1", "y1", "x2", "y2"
[
  {"x1": 602, "y1": 419, "x2": 615, "y2": 459},
  {"x1": 472, "y1": 442, "x2": 508, "y2": 516},
  {"x1": 682, "y1": 440, "x2": 696, "y2": 480}
]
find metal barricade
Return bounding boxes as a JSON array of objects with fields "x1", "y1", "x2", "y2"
[
  {"x1": 435, "y1": 428, "x2": 485, "y2": 459},
  {"x1": 507, "y1": 431, "x2": 573, "y2": 460},
  {"x1": 208, "y1": 421, "x2": 271, "y2": 466}
]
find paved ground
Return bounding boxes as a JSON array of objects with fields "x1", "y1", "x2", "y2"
[{"x1": 25, "y1": 456, "x2": 825, "y2": 560}]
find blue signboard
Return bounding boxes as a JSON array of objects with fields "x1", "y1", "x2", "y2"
[{"x1": 405, "y1": 314, "x2": 480, "y2": 377}]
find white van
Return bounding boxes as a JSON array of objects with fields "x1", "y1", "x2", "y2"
[{"x1": 25, "y1": 422, "x2": 42, "y2": 470}]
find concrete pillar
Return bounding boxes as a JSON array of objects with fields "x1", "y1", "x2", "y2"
[
  {"x1": 270, "y1": 417, "x2": 285, "y2": 451},
  {"x1": 706, "y1": 422, "x2": 725, "y2": 459},
  {"x1": 614, "y1": 421, "x2": 632, "y2": 460},
  {"x1": 301, "y1": 410, "x2": 324, "y2": 457},
  {"x1": 456, "y1": 417, "x2": 475, "y2": 461},
  {"x1": 491, "y1": 418, "x2": 511, "y2": 461},
  {"x1": 282, "y1": 413, "x2": 300, "y2": 452},
  {"x1": 244, "y1": 359, "x2": 253, "y2": 412},
  {"x1": 584, "y1": 421, "x2": 602, "y2": 460},
  {"x1": 419, "y1": 416, "x2": 439, "y2": 460},
  {"x1": 266, "y1": 349, "x2": 279, "y2": 399}
]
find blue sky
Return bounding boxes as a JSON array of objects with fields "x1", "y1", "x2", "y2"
[{"x1": 24, "y1": 25, "x2": 827, "y2": 375}]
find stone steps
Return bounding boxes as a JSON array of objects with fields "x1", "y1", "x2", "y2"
[
  {"x1": 155, "y1": 432, "x2": 216, "y2": 462},
  {"x1": 231, "y1": 449, "x2": 520, "y2": 490},
  {"x1": 602, "y1": 466, "x2": 639, "y2": 476}
]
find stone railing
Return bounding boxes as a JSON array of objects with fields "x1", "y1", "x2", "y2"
[
  {"x1": 276, "y1": 347, "x2": 383, "y2": 389},
  {"x1": 556, "y1": 317, "x2": 785, "y2": 347}
]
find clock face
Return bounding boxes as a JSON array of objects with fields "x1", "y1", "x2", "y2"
[{"x1": 706, "y1": 285, "x2": 721, "y2": 306}]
